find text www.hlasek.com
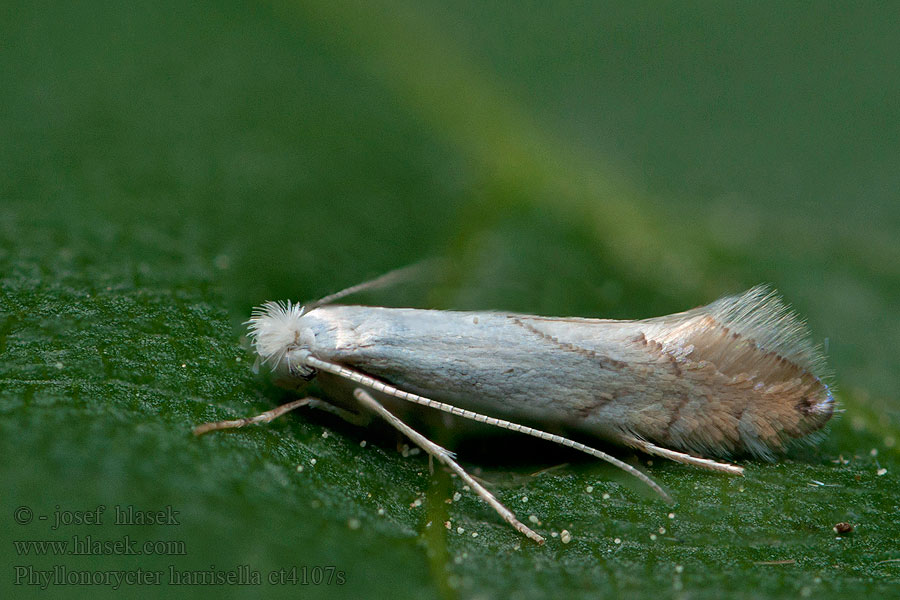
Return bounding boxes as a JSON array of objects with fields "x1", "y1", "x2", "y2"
[{"x1": 14, "y1": 535, "x2": 186, "y2": 556}]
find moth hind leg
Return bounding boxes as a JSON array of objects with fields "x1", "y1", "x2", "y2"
[{"x1": 619, "y1": 434, "x2": 744, "y2": 476}]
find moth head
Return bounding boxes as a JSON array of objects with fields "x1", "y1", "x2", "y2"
[{"x1": 246, "y1": 301, "x2": 315, "y2": 380}]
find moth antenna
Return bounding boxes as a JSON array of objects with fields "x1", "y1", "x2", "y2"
[{"x1": 308, "y1": 259, "x2": 443, "y2": 310}]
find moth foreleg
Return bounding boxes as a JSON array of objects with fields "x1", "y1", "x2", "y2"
[
  {"x1": 351, "y1": 387, "x2": 545, "y2": 545},
  {"x1": 192, "y1": 398, "x2": 312, "y2": 436}
]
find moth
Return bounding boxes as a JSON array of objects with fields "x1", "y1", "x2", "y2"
[{"x1": 195, "y1": 269, "x2": 834, "y2": 544}]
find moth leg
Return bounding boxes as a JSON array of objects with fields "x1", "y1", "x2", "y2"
[
  {"x1": 619, "y1": 435, "x2": 744, "y2": 476},
  {"x1": 352, "y1": 387, "x2": 545, "y2": 545},
  {"x1": 304, "y1": 356, "x2": 670, "y2": 501},
  {"x1": 305, "y1": 398, "x2": 373, "y2": 427},
  {"x1": 192, "y1": 398, "x2": 312, "y2": 436}
]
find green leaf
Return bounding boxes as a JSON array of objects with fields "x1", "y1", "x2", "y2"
[{"x1": 2, "y1": 1, "x2": 898, "y2": 599}]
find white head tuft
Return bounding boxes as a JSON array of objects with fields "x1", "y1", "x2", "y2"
[{"x1": 246, "y1": 301, "x2": 306, "y2": 371}]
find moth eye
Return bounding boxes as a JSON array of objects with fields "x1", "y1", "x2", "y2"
[
  {"x1": 287, "y1": 361, "x2": 302, "y2": 375},
  {"x1": 286, "y1": 355, "x2": 316, "y2": 380}
]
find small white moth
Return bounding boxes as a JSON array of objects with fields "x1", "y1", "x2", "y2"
[{"x1": 195, "y1": 269, "x2": 834, "y2": 544}]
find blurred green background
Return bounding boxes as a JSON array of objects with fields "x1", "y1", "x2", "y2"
[{"x1": 1, "y1": 1, "x2": 898, "y2": 599}]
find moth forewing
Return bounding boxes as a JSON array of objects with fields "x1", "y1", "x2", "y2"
[{"x1": 267, "y1": 292, "x2": 833, "y2": 460}]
